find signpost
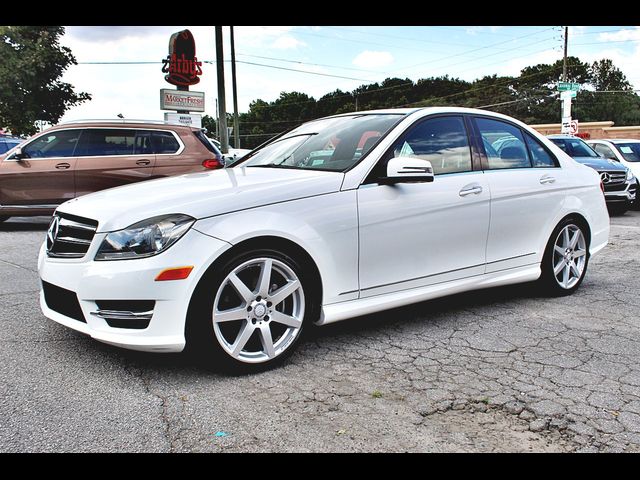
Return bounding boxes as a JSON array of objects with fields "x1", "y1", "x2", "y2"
[
  {"x1": 558, "y1": 82, "x2": 580, "y2": 134},
  {"x1": 558, "y1": 82, "x2": 580, "y2": 92}
]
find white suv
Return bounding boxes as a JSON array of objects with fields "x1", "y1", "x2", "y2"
[
  {"x1": 38, "y1": 107, "x2": 609, "y2": 372},
  {"x1": 587, "y1": 138, "x2": 640, "y2": 209}
]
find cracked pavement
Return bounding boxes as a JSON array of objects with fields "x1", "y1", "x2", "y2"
[{"x1": 1, "y1": 212, "x2": 640, "y2": 452}]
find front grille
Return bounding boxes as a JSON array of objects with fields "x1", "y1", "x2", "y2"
[
  {"x1": 47, "y1": 213, "x2": 98, "y2": 259},
  {"x1": 605, "y1": 183, "x2": 629, "y2": 192},
  {"x1": 600, "y1": 170, "x2": 627, "y2": 188},
  {"x1": 42, "y1": 281, "x2": 86, "y2": 323}
]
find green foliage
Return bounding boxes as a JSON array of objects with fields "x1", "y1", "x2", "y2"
[
  {"x1": 233, "y1": 55, "x2": 640, "y2": 148},
  {"x1": 0, "y1": 26, "x2": 90, "y2": 136}
]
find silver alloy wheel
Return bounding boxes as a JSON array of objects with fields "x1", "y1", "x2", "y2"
[
  {"x1": 212, "y1": 257, "x2": 305, "y2": 363},
  {"x1": 552, "y1": 224, "x2": 587, "y2": 290}
]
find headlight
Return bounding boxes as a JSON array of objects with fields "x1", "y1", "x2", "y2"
[
  {"x1": 627, "y1": 168, "x2": 635, "y2": 182},
  {"x1": 95, "y1": 214, "x2": 195, "y2": 261}
]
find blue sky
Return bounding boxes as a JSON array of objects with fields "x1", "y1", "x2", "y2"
[{"x1": 59, "y1": 26, "x2": 640, "y2": 124}]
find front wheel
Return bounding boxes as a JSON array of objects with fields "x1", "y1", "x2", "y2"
[
  {"x1": 0, "y1": 216, "x2": 9, "y2": 223},
  {"x1": 539, "y1": 219, "x2": 589, "y2": 296},
  {"x1": 186, "y1": 249, "x2": 314, "y2": 372},
  {"x1": 608, "y1": 203, "x2": 629, "y2": 216}
]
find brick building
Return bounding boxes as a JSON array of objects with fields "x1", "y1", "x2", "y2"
[{"x1": 531, "y1": 121, "x2": 640, "y2": 140}]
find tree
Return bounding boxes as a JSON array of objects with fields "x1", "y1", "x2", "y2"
[
  {"x1": 201, "y1": 114, "x2": 216, "y2": 136},
  {"x1": 0, "y1": 26, "x2": 90, "y2": 136}
]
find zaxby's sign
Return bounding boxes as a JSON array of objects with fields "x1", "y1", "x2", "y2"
[{"x1": 161, "y1": 29, "x2": 203, "y2": 87}]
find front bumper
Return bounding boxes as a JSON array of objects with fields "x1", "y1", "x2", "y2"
[
  {"x1": 38, "y1": 228, "x2": 231, "y2": 352},
  {"x1": 604, "y1": 180, "x2": 636, "y2": 203}
]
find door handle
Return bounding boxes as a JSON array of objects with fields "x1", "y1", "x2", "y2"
[
  {"x1": 136, "y1": 159, "x2": 151, "y2": 166},
  {"x1": 540, "y1": 175, "x2": 556, "y2": 184},
  {"x1": 459, "y1": 184, "x2": 483, "y2": 196},
  {"x1": 55, "y1": 162, "x2": 71, "y2": 170}
]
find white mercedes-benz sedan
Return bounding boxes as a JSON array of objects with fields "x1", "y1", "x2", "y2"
[{"x1": 38, "y1": 107, "x2": 609, "y2": 371}]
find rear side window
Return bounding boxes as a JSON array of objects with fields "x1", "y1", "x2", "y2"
[
  {"x1": 152, "y1": 131, "x2": 180, "y2": 154},
  {"x1": 524, "y1": 133, "x2": 557, "y2": 167},
  {"x1": 22, "y1": 130, "x2": 81, "y2": 158},
  {"x1": 76, "y1": 129, "x2": 136, "y2": 156},
  {"x1": 475, "y1": 117, "x2": 531, "y2": 170},
  {"x1": 135, "y1": 131, "x2": 154, "y2": 155}
]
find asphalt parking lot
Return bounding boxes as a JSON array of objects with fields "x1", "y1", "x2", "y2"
[{"x1": 2, "y1": 212, "x2": 640, "y2": 452}]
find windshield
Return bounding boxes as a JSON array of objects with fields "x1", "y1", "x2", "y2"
[
  {"x1": 236, "y1": 114, "x2": 404, "y2": 172},
  {"x1": 615, "y1": 143, "x2": 640, "y2": 163},
  {"x1": 549, "y1": 137, "x2": 599, "y2": 158}
]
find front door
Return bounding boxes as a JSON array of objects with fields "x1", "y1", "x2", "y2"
[
  {"x1": 357, "y1": 115, "x2": 490, "y2": 297},
  {"x1": 0, "y1": 129, "x2": 80, "y2": 207}
]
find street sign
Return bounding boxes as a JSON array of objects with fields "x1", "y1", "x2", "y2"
[
  {"x1": 560, "y1": 90, "x2": 577, "y2": 99},
  {"x1": 558, "y1": 82, "x2": 580, "y2": 92},
  {"x1": 561, "y1": 117, "x2": 572, "y2": 134},
  {"x1": 570, "y1": 120, "x2": 579, "y2": 134}
]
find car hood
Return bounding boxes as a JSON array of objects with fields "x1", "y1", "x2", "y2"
[
  {"x1": 571, "y1": 156, "x2": 627, "y2": 171},
  {"x1": 57, "y1": 167, "x2": 345, "y2": 232}
]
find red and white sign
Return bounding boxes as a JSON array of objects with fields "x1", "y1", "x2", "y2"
[
  {"x1": 569, "y1": 120, "x2": 579, "y2": 135},
  {"x1": 160, "y1": 89, "x2": 205, "y2": 112}
]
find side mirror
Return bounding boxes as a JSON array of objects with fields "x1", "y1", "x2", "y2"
[
  {"x1": 12, "y1": 147, "x2": 25, "y2": 161},
  {"x1": 381, "y1": 157, "x2": 434, "y2": 184}
]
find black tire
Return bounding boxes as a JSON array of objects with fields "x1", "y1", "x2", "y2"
[
  {"x1": 0, "y1": 216, "x2": 9, "y2": 223},
  {"x1": 608, "y1": 203, "x2": 629, "y2": 216},
  {"x1": 185, "y1": 248, "x2": 317, "y2": 373},
  {"x1": 539, "y1": 217, "x2": 590, "y2": 296}
]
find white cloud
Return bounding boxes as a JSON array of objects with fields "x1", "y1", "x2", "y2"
[
  {"x1": 599, "y1": 27, "x2": 640, "y2": 42},
  {"x1": 352, "y1": 51, "x2": 394, "y2": 69},
  {"x1": 270, "y1": 36, "x2": 307, "y2": 50}
]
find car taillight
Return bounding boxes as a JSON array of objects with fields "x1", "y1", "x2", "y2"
[{"x1": 202, "y1": 158, "x2": 223, "y2": 169}]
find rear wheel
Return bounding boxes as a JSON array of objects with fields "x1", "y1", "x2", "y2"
[
  {"x1": 539, "y1": 218, "x2": 589, "y2": 296},
  {"x1": 186, "y1": 249, "x2": 314, "y2": 372}
]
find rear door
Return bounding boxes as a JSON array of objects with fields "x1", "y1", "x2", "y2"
[
  {"x1": 74, "y1": 128, "x2": 156, "y2": 197},
  {"x1": 471, "y1": 116, "x2": 567, "y2": 272},
  {"x1": 149, "y1": 129, "x2": 196, "y2": 177},
  {"x1": 0, "y1": 129, "x2": 80, "y2": 207}
]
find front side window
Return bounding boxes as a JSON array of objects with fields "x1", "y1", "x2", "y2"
[
  {"x1": 239, "y1": 114, "x2": 403, "y2": 172},
  {"x1": 76, "y1": 129, "x2": 136, "y2": 156},
  {"x1": 22, "y1": 130, "x2": 81, "y2": 158},
  {"x1": 475, "y1": 117, "x2": 531, "y2": 170},
  {"x1": 385, "y1": 116, "x2": 472, "y2": 176},
  {"x1": 614, "y1": 143, "x2": 640, "y2": 163}
]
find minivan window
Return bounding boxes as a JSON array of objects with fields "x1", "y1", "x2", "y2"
[
  {"x1": 22, "y1": 130, "x2": 81, "y2": 158},
  {"x1": 152, "y1": 131, "x2": 180, "y2": 154},
  {"x1": 475, "y1": 118, "x2": 532, "y2": 170},
  {"x1": 76, "y1": 129, "x2": 136, "y2": 156}
]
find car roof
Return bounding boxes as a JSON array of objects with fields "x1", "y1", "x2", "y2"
[
  {"x1": 600, "y1": 138, "x2": 640, "y2": 144},
  {"x1": 47, "y1": 120, "x2": 199, "y2": 132},
  {"x1": 546, "y1": 134, "x2": 580, "y2": 139}
]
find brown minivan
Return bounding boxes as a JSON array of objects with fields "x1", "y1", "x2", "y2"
[{"x1": 0, "y1": 120, "x2": 224, "y2": 222}]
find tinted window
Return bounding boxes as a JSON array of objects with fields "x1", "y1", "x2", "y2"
[
  {"x1": 76, "y1": 129, "x2": 136, "y2": 156},
  {"x1": 152, "y1": 131, "x2": 180, "y2": 154},
  {"x1": 22, "y1": 130, "x2": 81, "y2": 158},
  {"x1": 475, "y1": 118, "x2": 531, "y2": 170},
  {"x1": 0, "y1": 140, "x2": 6, "y2": 154},
  {"x1": 387, "y1": 116, "x2": 472, "y2": 175},
  {"x1": 135, "y1": 131, "x2": 154, "y2": 155},
  {"x1": 524, "y1": 133, "x2": 557, "y2": 167}
]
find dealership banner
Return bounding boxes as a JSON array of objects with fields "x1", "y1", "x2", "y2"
[{"x1": 160, "y1": 89, "x2": 205, "y2": 112}]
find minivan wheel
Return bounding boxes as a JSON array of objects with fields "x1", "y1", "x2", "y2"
[
  {"x1": 539, "y1": 218, "x2": 589, "y2": 296},
  {"x1": 186, "y1": 249, "x2": 313, "y2": 372}
]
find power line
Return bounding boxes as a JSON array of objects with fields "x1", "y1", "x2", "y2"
[
  {"x1": 235, "y1": 53, "x2": 382, "y2": 74},
  {"x1": 234, "y1": 60, "x2": 375, "y2": 82}
]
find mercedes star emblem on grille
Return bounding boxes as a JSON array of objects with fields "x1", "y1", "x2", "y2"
[
  {"x1": 47, "y1": 216, "x2": 60, "y2": 250},
  {"x1": 600, "y1": 172, "x2": 611, "y2": 184}
]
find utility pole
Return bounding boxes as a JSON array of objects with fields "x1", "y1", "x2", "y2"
[
  {"x1": 215, "y1": 26, "x2": 229, "y2": 154},
  {"x1": 230, "y1": 26, "x2": 240, "y2": 149},
  {"x1": 563, "y1": 26, "x2": 568, "y2": 82},
  {"x1": 560, "y1": 26, "x2": 572, "y2": 134}
]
